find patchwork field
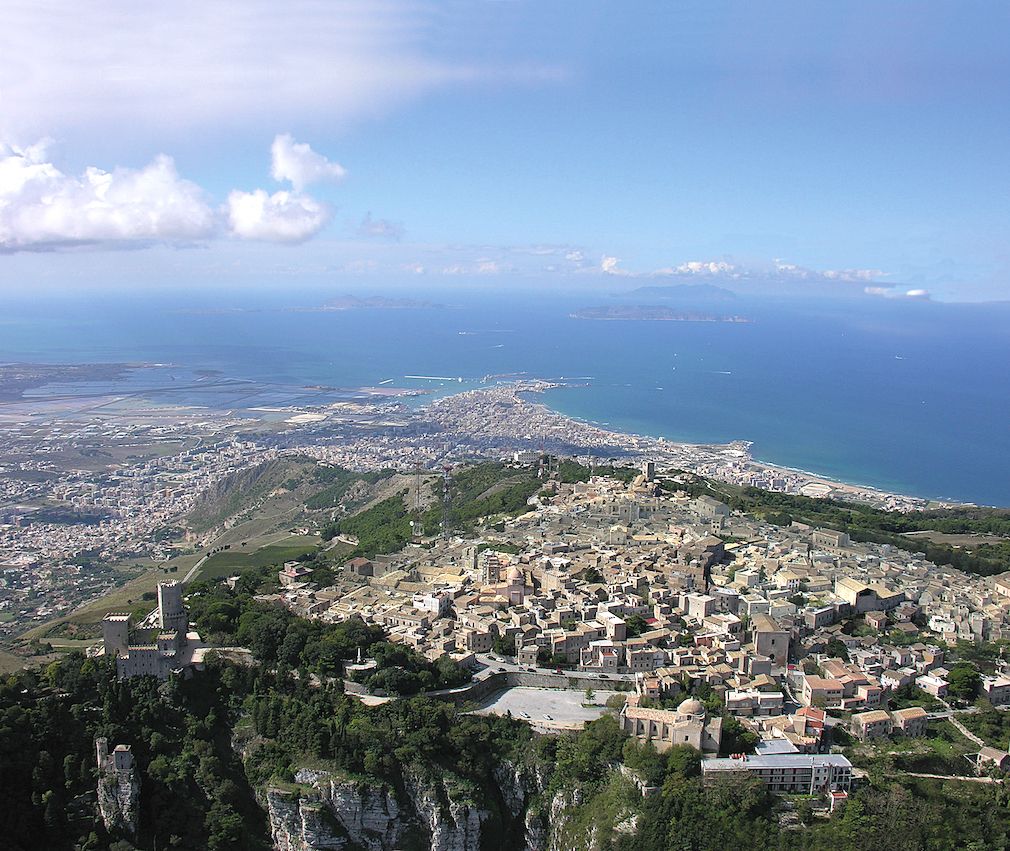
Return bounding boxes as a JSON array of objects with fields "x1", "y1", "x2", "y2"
[{"x1": 193, "y1": 533, "x2": 323, "y2": 582}]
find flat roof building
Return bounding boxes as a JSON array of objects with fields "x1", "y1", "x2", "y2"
[{"x1": 702, "y1": 753, "x2": 852, "y2": 795}]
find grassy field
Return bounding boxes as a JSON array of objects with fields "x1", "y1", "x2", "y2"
[
  {"x1": 211, "y1": 502, "x2": 307, "y2": 547},
  {"x1": 47, "y1": 638, "x2": 102, "y2": 650},
  {"x1": 0, "y1": 648, "x2": 26, "y2": 674},
  {"x1": 18, "y1": 528, "x2": 320, "y2": 643},
  {"x1": 848, "y1": 719, "x2": 979, "y2": 777},
  {"x1": 19, "y1": 553, "x2": 203, "y2": 641},
  {"x1": 193, "y1": 534, "x2": 321, "y2": 582},
  {"x1": 903, "y1": 530, "x2": 1010, "y2": 547}
]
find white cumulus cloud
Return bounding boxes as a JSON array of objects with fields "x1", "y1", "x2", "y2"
[
  {"x1": 0, "y1": 136, "x2": 348, "y2": 250},
  {"x1": 600, "y1": 255, "x2": 627, "y2": 275},
  {"x1": 673, "y1": 260, "x2": 739, "y2": 276},
  {"x1": 226, "y1": 189, "x2": 330, "y2": 243},
  {"x1": 0, "y1": 140, "x2": 216, "y2": 250},
  {"x1": 271, "y1": 134, "x2": 346, "y2": 191}
]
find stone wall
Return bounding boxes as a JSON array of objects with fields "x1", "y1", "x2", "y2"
[{"x1": 345, "y1": 670, "x2": 628, "y2": 707}]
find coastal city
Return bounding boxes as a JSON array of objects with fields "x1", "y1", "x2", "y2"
[
  {"x1": 0, "y1": 377, "x2": 937, "y2": 634},
  {"x1": 3, "y1": 3, "x2": 1009, "y2": 848},
  {"x1": 3, "y1": 368, "x2": 1009, "y2": 848}
]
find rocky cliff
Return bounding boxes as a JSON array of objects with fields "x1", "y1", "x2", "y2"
[
  {"x1": 542, "y1": 775, "x2": 642, "y2": 851},
  {"x1": 97, "y1": 766, "x2": 140, "y2": 838},
  {"x1": 265, "y1": 771, "x2": 404, "y2": 851},
  {"x1": 493, "y1": 758, "x2": 552, "y2": 851},
  {"x1": 264, "y1": 761, "x2": 550, "y2": 851}
]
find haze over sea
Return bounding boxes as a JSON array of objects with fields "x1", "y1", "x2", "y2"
[{"x1": 2, "y1": 287, "x2": 1008, "y2": 507}]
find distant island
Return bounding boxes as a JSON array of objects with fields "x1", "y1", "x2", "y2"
[
  {"x1": 180, "y1": 296, "x2": 442, "y2": 317},
  {"x1": 621, "y1": 283, "x2": 738, "y2": 301},
  {"x1": 318, "y1": 294, "x2": 442, "y2": 311},
  {"x1": 571, "y1": 305, "x2": 751, "y2": 322}
]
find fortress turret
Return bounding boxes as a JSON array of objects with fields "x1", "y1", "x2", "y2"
[
  {"x1": 157, "y1": 581, "x2": 187, "y2": 634},
  {"x1": 101, "y1": 614, "x2": 130, "y2": 658}
]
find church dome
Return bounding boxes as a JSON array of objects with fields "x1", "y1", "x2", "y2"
[
  {"x1": 676, "y1": 698, "x2": 705, "y2": 720},
  {"x1": 508, "y1": 565, "x2": 524, "y2": 583}
]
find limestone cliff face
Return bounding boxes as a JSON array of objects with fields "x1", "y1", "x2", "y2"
[
  {"x1": 402, "y1": 770, "x2": 489, "y2": 851},
  {"x1": 543, "y1": 776, "x2": 643, "y2": 851},
  {"x1": 296, "y1": 769, "x2": 404, "y2": 850},
  {"x1": 546, "y1": 787, "x2": 586, "y2": 851},
  {"x1": 493, "y1": 759, "x2": 552, "y2": 851},
  {"x1": 265, "y1": 786, "x2": 349, "y2": 851},
  {"x1": 265, "y1": 771, "x2": 403, "y2": 851},
  {"x1": 263, "y1": 764, "x2": 551, "y2": 851},
  {"x1": 258, "y1": 755, "x2": 650, "y2": 851},
  {"x1": 256, "y1": 748, "x2": 652, "y2": 851},
  {"x1": 97, "y1": 768, "x2": 140, "y2": 838}
]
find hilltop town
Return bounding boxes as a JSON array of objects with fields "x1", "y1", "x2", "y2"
[
  {"x1": 263, "y1": 458, "x2": 1010, "y2": 797},
  {"x1": 0, "y1": 379, "x2": 938, "y2": 635},
  {"x1": 6, "y1": 367, "x2": 1010, "y2": 839},
  {"x1": 6, "y1": 390, "x2": 1010, "y2": 848}
]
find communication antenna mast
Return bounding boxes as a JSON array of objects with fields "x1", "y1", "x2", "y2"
[
  {"x1": 441, "y1": 464, "x2": 452, "y2": 538},
  {"x1": 414, "y1": 462, "x2": 422, "y2": 513}
]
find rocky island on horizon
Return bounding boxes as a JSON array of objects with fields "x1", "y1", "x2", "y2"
[{"x1": 570, "y1": 305, "x2": 751, "y2": 322}]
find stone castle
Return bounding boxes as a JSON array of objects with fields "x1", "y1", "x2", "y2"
[
  {"x1": 95, "y1": 737, "x2": 139, "y2": 837},
  {"x1": 101, "y1": 581, "x2": 203, "y2": 680}
]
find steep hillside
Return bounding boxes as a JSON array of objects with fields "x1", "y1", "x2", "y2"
[{"x1": 188, "y1": 457, "x2": 318, "y2": 533}]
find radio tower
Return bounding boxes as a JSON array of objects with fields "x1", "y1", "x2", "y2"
[
  {"x1": 408, "y1": 462, "x2": 424, "y2": 543},
  {"x1": 441, "y1": 464, "x2": 452, "y2": 538},
  {"x1": 414, "y1": 462, "x2": 422, "y2": 513}
]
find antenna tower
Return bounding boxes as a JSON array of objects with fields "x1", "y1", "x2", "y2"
[
  {"x1": 441, "y1": 464, "x2": 452, "y2": 538},
  {"x1": 414, "y1": 462, "x2": 422, "y2": 513}
]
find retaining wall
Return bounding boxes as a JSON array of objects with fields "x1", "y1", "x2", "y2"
[{"x1": 345, "y1": 669, "x2": 631, "y2": 706}]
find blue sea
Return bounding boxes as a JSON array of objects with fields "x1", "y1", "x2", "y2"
[{"x1": 1, "y1": 286, "x2": 1008, "y2": 507}]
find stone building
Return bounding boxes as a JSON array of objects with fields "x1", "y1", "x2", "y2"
[
  {"x1": 102, "y1": 580, "x2": 200, "y2": 680},
  {"x1": 96, "y1": 738, "x2": 139, "y2": 837},
  {"x1": 851, "y1": 709, "x2": 891, "y2": 741},
  {"x1": 619, "y1": 696, "x2": 722, "y2": 754},
  {"x1": 751, "y1": 614, "x2": 789, "y2": 668}
]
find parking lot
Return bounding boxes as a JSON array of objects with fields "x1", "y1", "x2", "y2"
[{"x1": 472, "y1": 686, "x2": 619, "y2": 730}]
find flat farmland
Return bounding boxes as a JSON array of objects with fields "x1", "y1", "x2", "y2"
[{"x1": 194, "y1": 534, "x2": 322, "y2": 581}]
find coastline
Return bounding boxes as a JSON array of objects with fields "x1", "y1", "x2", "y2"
[
  {"x1": 7, "y1": 363, "x2": 963, "y2": 511},
  {"x1": 484, "y1": 380, "x2": 953, "y2": 511}
]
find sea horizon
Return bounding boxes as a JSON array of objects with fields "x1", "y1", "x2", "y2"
[{"x1": 2, "y1": 286, "x2": 1008, "y2": 507}]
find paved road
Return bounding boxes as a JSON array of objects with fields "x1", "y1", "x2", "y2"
[
  {"x1": 182, "y1": 554, "x2": 209, "y2": 585},
  {"x1": 472, "y1": 652, "x2": 635, "y2": 684},
  {"x1": 892, "y1": 772, "x2": 999, "y2": 785}
]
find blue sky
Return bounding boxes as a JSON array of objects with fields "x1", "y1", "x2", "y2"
[{"x1": 1, "y1": 1, "x2": 1008, "y2": 300}]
